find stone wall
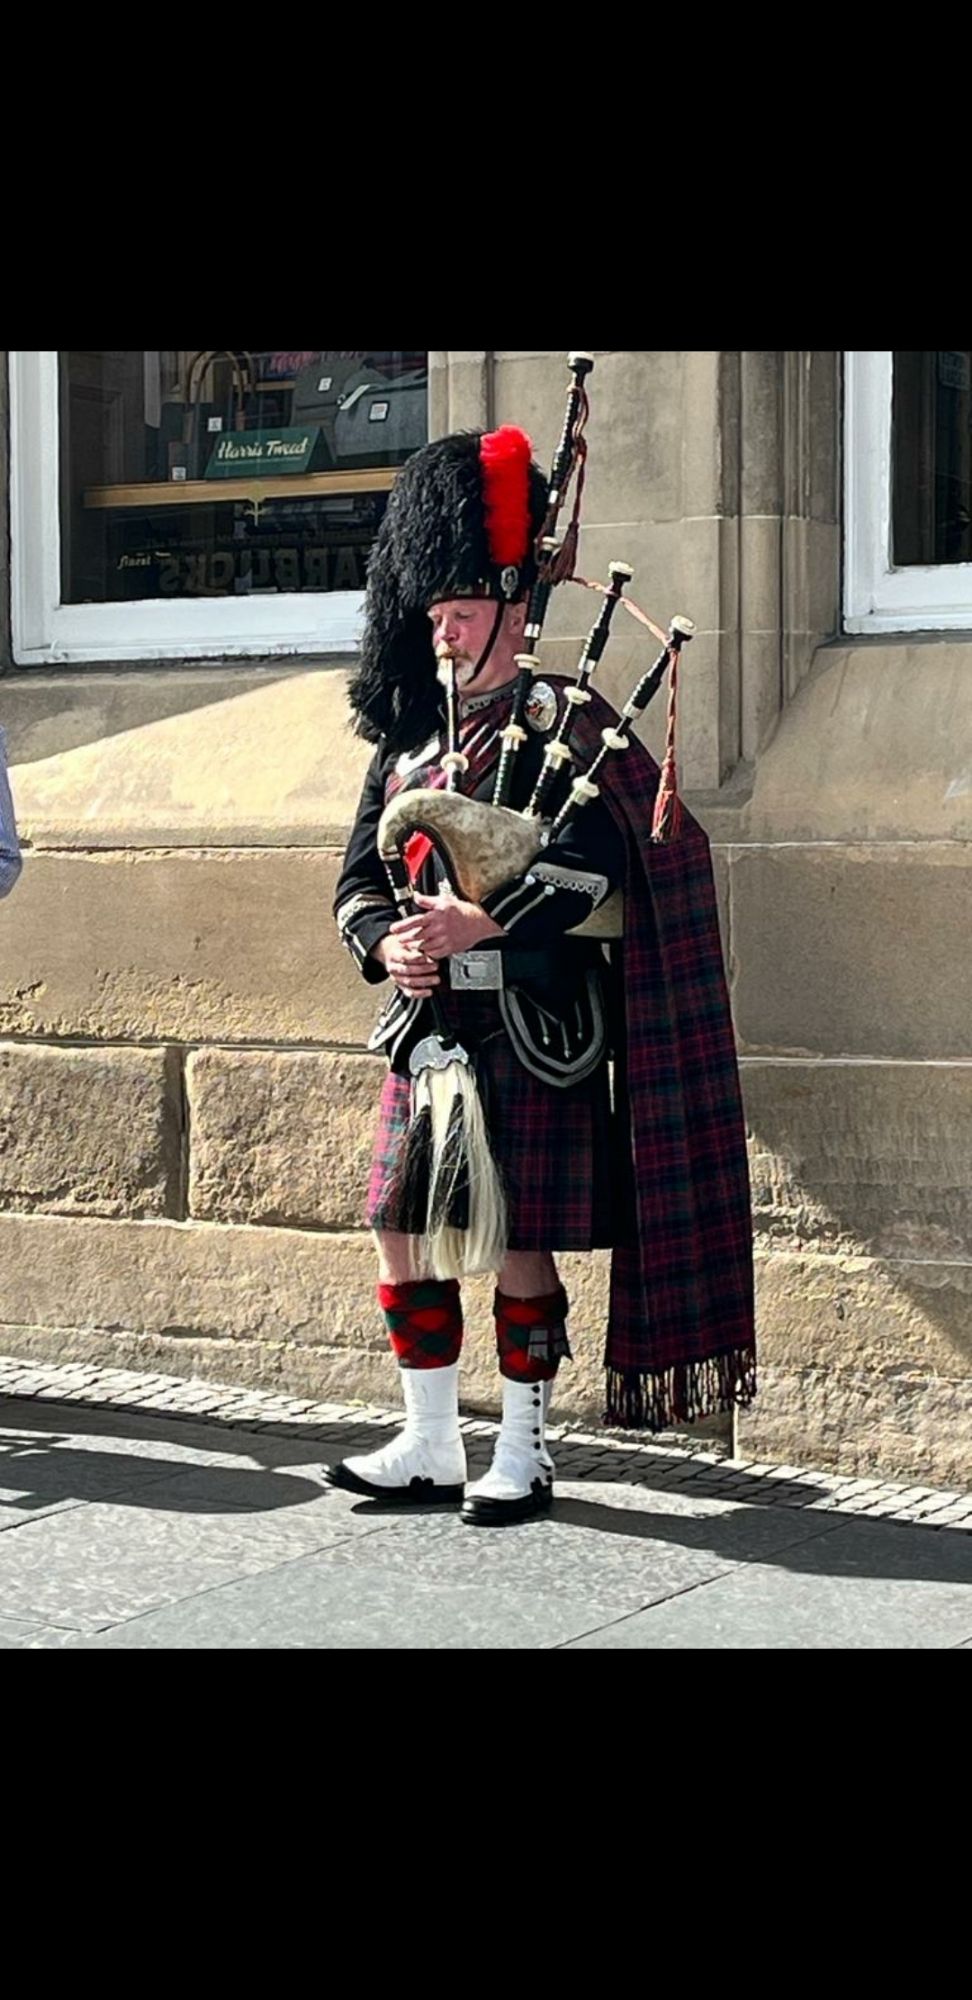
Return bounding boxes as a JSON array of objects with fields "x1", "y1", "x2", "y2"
[{"x1": 1, "y1": 350, "x2": 969, "y2": 1486}]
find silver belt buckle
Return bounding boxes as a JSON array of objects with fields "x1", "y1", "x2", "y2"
[{"x1": 451, "y1": 948, "x2": 504, "y2": 992}]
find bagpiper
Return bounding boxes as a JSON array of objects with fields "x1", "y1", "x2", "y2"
[{"x1": 324, "y1": 355, "x2": 755, "y2": 1526}]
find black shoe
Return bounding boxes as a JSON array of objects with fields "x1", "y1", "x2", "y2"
[
  {"x1": 460, "y1": 1476, "x2": 554, "y2": 1527},
  {"x1": 322, "y1": 1462, "x2": 464, "y2": 1506}
]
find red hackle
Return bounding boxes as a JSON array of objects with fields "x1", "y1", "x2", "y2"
[{"x1": 479, "y1": 425, "x2": 534, "y2": 569}]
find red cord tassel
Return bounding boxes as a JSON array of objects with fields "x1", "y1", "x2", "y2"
[{"x1": 651, "y1": 651, "x2": 683, "y2": 844}]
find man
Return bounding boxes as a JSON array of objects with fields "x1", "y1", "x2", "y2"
[
  {"x1": 0, "y1": 726, "x2": 22, "y2": 900},
  {"x1": 324, "y1": 414, "x2": 755, "y2": 1527}
]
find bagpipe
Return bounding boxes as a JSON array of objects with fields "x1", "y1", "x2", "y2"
[{"x1": 376, "y1": 354, "x2": 694, "y2": 1279}]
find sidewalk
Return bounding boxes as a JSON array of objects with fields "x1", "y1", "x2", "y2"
[{"x1": 1, "y1": 1356, "x2": 970, "y2": 1649}]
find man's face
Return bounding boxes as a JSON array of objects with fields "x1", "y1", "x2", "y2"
[{"x1": 427, "y1": 597, "x2": 526, "y2": 694}]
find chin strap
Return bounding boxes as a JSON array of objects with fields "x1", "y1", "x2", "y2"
[{"x1": 469, "y1": 598, "x2": 506, "y2": 683}]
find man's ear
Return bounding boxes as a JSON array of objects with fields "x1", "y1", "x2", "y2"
[{"x1": 508, "y1": 600, "x2": 528, "y2": 637}]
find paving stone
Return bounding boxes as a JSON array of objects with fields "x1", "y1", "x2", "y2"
[
  {"x1": 566, "y1": 1518, "x2": 972, "y2": 1649},
  {"x1": 0, "y1": 1475, "x2": 380, "y2": 1634},
  {"x1": 0, "y1": 1614, "x2": 80, "y2": 1649}
]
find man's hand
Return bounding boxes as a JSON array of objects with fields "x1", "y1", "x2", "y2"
[
  {"x1": 390, "y1": 887, "x2": 504, "y2": 961},
  {"x1": 371, "y1": 935, "x2": 442, "y2": 997}
]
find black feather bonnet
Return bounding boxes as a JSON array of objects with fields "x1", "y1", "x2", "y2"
[{"x1": 346, "y1": 426, "x2": 549, "y2": 753}]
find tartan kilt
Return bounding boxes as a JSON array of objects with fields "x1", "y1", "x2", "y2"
[{"x1": 366, "y1": 994, "x2": 622, "y2": 1250}]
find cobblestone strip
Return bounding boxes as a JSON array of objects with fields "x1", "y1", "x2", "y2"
[{"x1": 1, "y1": 1355, "x2": 970, "y2": 1529}]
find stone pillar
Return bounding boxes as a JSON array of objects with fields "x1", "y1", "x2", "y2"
[{"x1": 431, "y1": 351, "x2": 841, "y2": 795}]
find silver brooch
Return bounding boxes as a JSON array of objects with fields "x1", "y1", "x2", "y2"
[{"x1": 525, "y1": 681, "x2": 559, "y2": 733}]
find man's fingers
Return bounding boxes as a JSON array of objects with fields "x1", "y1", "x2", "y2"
[
  {"x1": 392, "y1": 967, "x2": 440, "y2": 992},
  {"x1": 387, "y1": 921, "x2": 435, "y2": 959}
]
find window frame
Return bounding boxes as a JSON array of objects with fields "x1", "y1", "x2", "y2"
[
  {"x1": 8, "y1": 349, "x2": 394, "y2": 666},
  {"x1": 844, "y1": 349, "x2": 972, "y2": 633}
]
